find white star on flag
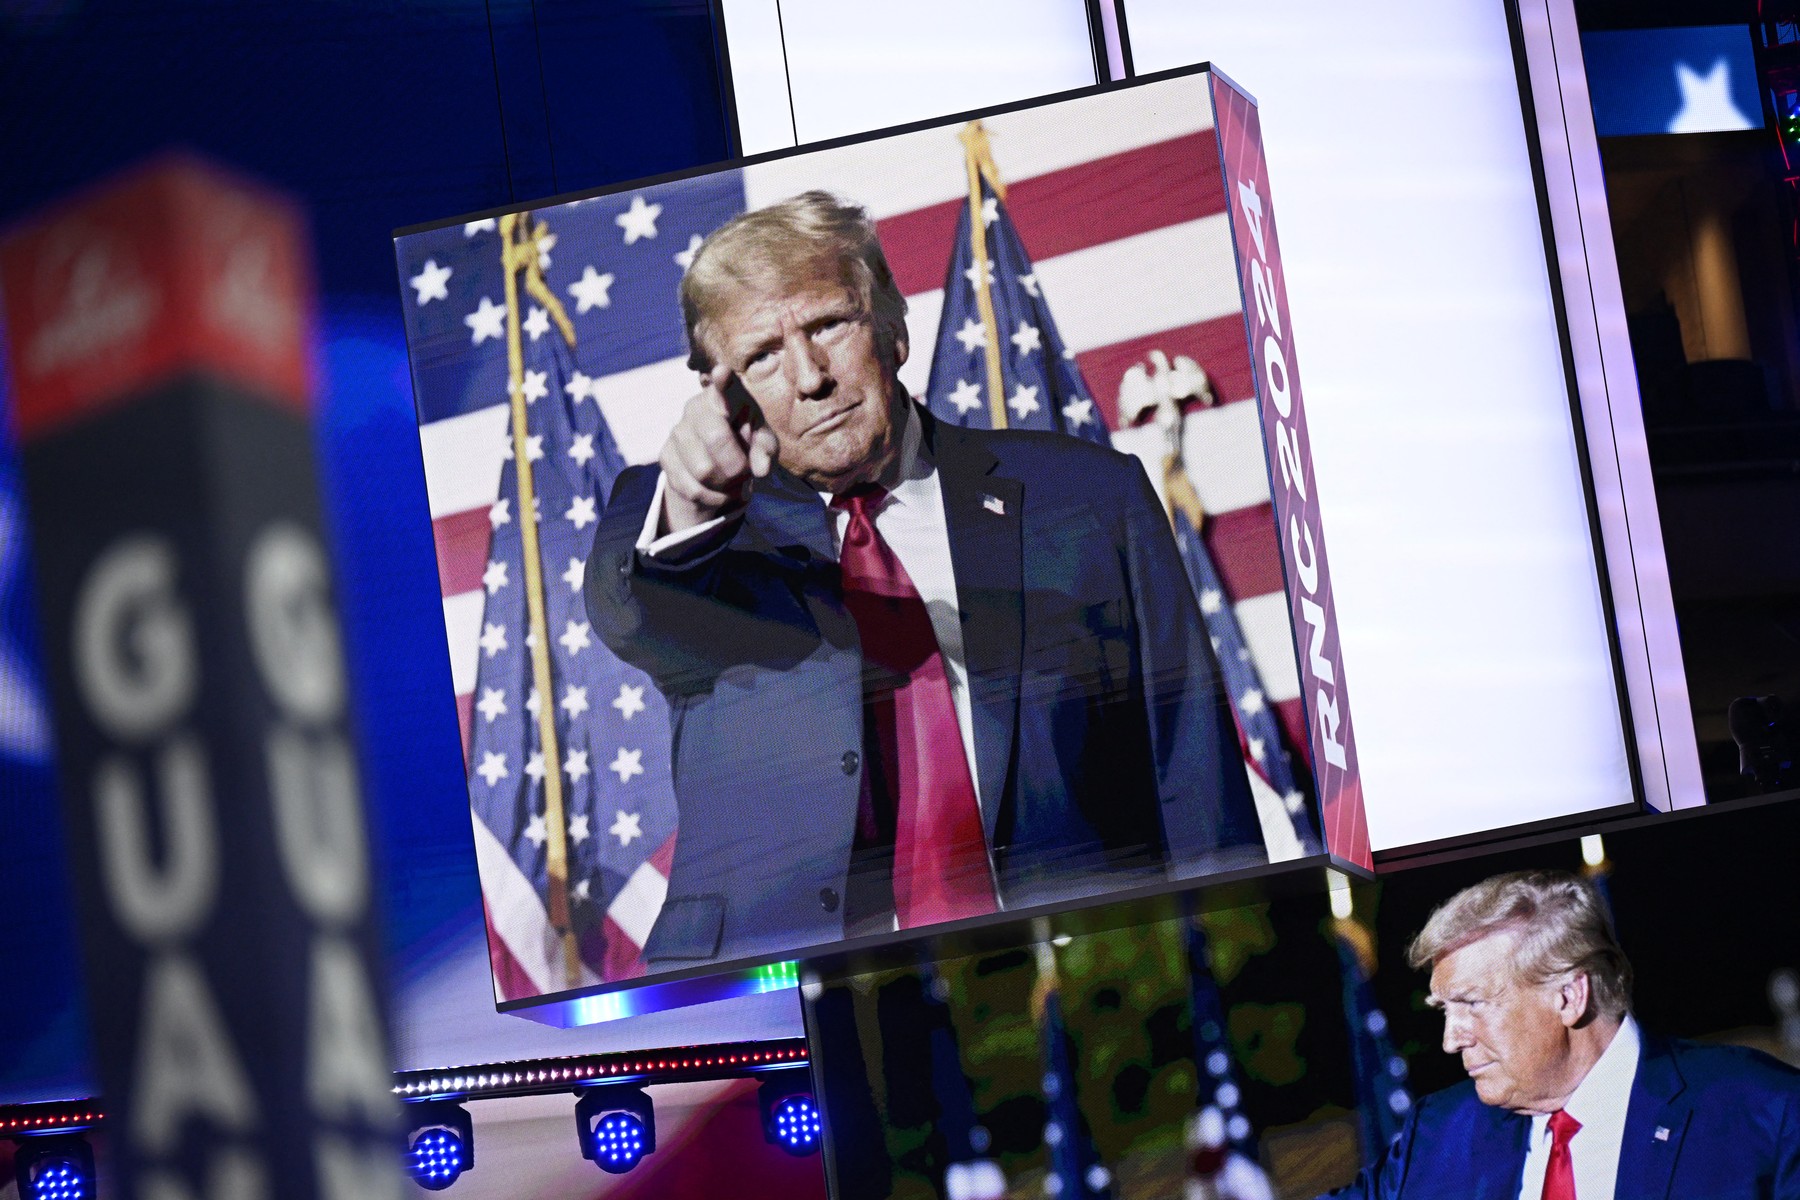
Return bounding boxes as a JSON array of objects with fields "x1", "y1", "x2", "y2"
[
  {"x1": 475, "y1": 752, "x2": 508, "y2": 786},
  {"x1": 559, "y1": 620, "x2": 592, "y2": 655},
  {"x1": 500, "y1": 434, "x2": 544, "y2": 463},
  {"x1": 1200, "y1": 588, "x2": 1224, "y2": 615},
  {"x1": 1008, "y1": 384, "x2": 1040, "y2": 419},
  {"x1": 964, "y1": 260, "x2": 994, "y2": 289},
  {"x1": 980, "y1": 196, "x2": 998, "y2": 226},
  {"x1": 525, "y1": 687, "x2": 541, "y2": 717},
  {"x1": 573, "y1": 878, "x2": 591, "y2": 901},
  {"x1": 522, "y1": 813, "x2": 547, "y2": 847},
  {"x1": 1239, "y1": 688, "x2": 1266, "y2": 715},
  {"x1": 565, "y1": 495, "x2": 597, "y2": 529},
  {"x1": 954, "y1": 318, "x2": 987, "y2": 353},
  {"x1": 615, "y1": 196, "x2": 663, "y2": 244},
  {"x1": 476, "y1": 688, "x2": 507, "y2": 723},
  {"x1": 482, "y1": 560, "x2": 508, "y2": 594},
  {"x1": 565, "y1": 371, "x2": 594, "y2": 402},
  {"x1": 564, "y1": 749, "x2": 590, "y2": 783},
  {"x1": 464, "y1": 218, "x2": 497, "y2": 237},
  {"x1": 562, "y1": 557, "x2": 585, "y2": 592},
  {"x1": 1284, "y1": 791, "x2": 1306, "y2": 814},
  {"x1": 479, "y1": 623, "x2": 508, "y2": 657},
  {"x1": 568, "y1": 433, "x2": 595, "y2": 467},
  {"x1": 613, "y1": 683, "x2": 646, "y2": 720},
  {"x1": 568, "y1": 266, "x2": 615, "y2": 313},
  {"x1": 560, "y1": 685, "x2": 589, "y2": 718},
  {"x1": 522, "y1": 305, "x2": 550, "y2": 341},
  {"x1": 610, "y1": 810, "x2": 643, "y2": 846},
  {"x1": 948, "y1": 379, "x2": 983, "y2": 414},
  {"x1": 517, "y1": 369, "x2": 548, "y2": 403},
  {"x1": 1018, "y1": 273, "x2": 1040, "y2": 297},
  {"x1": 534, "y1": 230, "x2": 556, "y2": 270},
  {"x1": 1062, "y1": 398, "x2": 1093, "y2": 427},
  {"x1": 409, "y1": 259, "x2": 452, "y2": 305},
  {"x1": 1248, "y1": 737, "x2": 1267, "y2": 762},
  {"x1": 609, "y1": 748, "x2": 644, "y2": 783},
  {"x1": 1010, "y1": 321, "x2": 1042, "y2": 356},
  {"x1": 525, "y1": 750, "x2": 546, "y2": 783},
  {"x1": 488, "y1": 499, "x2": 510, "y2": 529},
  {"x1": 464, "y1": 296, "x2": 505, "y2": 345},
  {"x1": 674, "y1": 233, "x2": 703, "y2": 271},
  {"x1": 568, "y1": 813, "x2": 590, "y2": 844}
]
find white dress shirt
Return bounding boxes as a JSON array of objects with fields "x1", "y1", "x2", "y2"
[
  {"x1": 1516, "y1": 1015, "x2": 1642, "y2": 1200},
  {"x1": 634, "y1": 406, "x2": 987, "y2": 820}
]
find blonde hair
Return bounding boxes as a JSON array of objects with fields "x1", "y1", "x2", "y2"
[
  {"x1": 1408, "y1": 870, "x2": 1633, "y2": 1020},
  {"x1": 679, "y1": 190, "x2": 908, "y2": 371}
]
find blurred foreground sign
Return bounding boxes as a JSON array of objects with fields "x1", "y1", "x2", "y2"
[{"x1": 0, "y1": 156, "x2": 401, "y2": 1199}]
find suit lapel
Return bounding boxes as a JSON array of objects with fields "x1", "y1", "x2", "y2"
[
  {"x1": 1617, "y1": 1036, "x2": 1689, "y2": 1200},
  {"x1": 1470, "y1": 1104, "x2": 1531, "y2": 1200},
  {"x1": 928, "y1": 416, "x2": 1023, "y2": 842}
]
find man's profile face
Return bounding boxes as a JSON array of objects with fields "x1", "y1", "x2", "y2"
[
  {"x1": 704, "y1": 255, "x2": 908, "y2": 494},
  {"x1": 1427, "y1": 929, "x2": 1579, "y2": 1113}
]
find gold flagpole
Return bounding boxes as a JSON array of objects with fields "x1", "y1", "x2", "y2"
[
  {"x1": 959, "y1": 121, "x2": 1010, "y2": 431},
  {"x1": 498, "y1": 211, "x2": 582, "y2": 988}
]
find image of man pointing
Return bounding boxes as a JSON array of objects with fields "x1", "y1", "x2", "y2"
[{"x1": 586, "y1": 190, "x2": 1263, "y2": 968}]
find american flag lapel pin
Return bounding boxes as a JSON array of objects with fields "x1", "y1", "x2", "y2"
[
  {"x1": 981, "y1": 493, "x2": 1005, "y2": 516},
  {"x1": 1653, "y1": 1126, "x2": 1670, "y2": 1142}
]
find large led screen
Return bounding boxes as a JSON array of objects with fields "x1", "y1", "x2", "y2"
[
  {"x1": 395, "y1": 68, "x2": 1365, "y2": 1010},
  {"x1": 1118, "y1": 1, "x2": 1642, "y2": 844}
]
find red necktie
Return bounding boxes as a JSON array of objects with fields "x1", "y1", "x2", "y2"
[
  {"x1": 1541, "y1": 1109, "x2": 1581, "y2": 1200},
  {"x1": 833, "y1": 487, "x2": 996, "y2": 927}
]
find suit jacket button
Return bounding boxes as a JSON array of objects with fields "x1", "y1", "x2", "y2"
[
  {"x1": 841, "y1": 750, "x2": 860, "y2": 775},
  {"x1": 819, "y1": 888, "x2": 840, "y2": 912}
]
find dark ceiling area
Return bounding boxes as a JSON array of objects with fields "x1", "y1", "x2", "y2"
[{"x1": 1575, "y1": 0, "x2": 1759, "y2": 29}]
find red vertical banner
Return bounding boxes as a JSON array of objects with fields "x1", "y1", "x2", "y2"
[{"x1": 1210, "y1": 73, "x2": 1370, "y2": 867}]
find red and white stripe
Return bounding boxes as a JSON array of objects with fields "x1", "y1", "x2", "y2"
[{"x1": 419, "y1": 76, "x2": 1304, "y2": 993}]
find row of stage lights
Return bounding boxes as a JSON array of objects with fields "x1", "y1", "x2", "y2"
[
  {"x1": 2, "y1": 1074, "x2": 821, "y2": 1197},
  {"x1": 405, "y1": 1068, "x2": 822, "y2": 1190},
  {"x1": 0, "y1": 1042, "x2": 817, "y2": 1197}
]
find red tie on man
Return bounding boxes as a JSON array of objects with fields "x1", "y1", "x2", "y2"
[
  {"x1": 1541, "y1": 1109, "x2": 1581, "y2": 1200},
  {"x1": 833, "y1": 486, "x2": 997, "y2": 927}
]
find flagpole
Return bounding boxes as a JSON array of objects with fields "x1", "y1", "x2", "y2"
[
  {"x1": 958, "y1": 121, "x2": 1010, "y2": 431},
  {"x1": 499, "y1": 210, "x2": 581, "y2": 988}
]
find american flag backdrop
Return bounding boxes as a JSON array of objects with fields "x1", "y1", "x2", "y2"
[{"x1": 396, "y1": 74, "x2": 1314, "y2": 1002}]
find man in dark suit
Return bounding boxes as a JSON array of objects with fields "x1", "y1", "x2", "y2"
[
  {"x1": 585, "y1": 190, "x2": 1262, "y2": 967},
  {"x1": 1330, "y1": 870, "x2": 1800, "y2": 1199}
]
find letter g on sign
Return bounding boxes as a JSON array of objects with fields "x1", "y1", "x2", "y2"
[
  {"x1": 244, "y1": 521, "x2": 344, "y2": 724},
  {"x1": 74, "y1": 536, "x2": 198, "y2": 742}
]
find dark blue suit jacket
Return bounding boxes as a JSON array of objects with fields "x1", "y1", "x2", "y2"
[
  {"x1": 585, "y1": 409, "x2": 1263, "y2": 966},
  {"x1": 1328, "y1": 1035, "x2": 1800, "y2": 1199}
]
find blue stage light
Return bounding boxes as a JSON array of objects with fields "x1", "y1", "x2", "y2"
[
  {"x1": 409, "y1": 1127, "x2": 467, "y2": 1190},
  {"x1": 405, "y1": 1101, "x2": 474, "y2": 1190},
  {"x1": 15, "y1": 1136, "x2": 96, "y2": 1200},
  {"x1": 771, "y1": 1093, "x2": 822, "y2": 1155},
  {"x1": 575, "y1": 1085, "x2": 657, "y2": 1175},
  {"x1": 758, "y1": 1068, "x2": 823, "y2": 1157},
  {"x1": 591, "y1": 1111, "x2": 649, "y2": 1173}
]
